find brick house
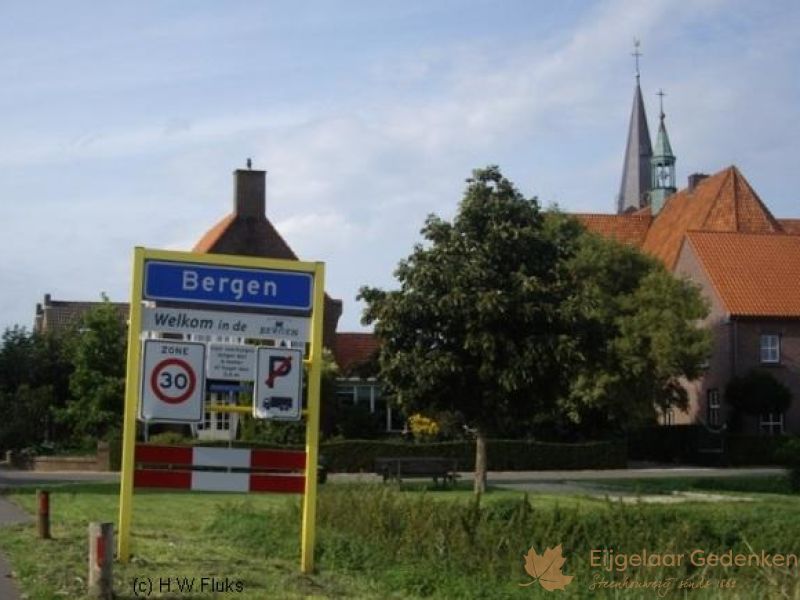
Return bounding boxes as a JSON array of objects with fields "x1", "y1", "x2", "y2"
[
  {"x1": 574, "y1": 68, "x2": 800, "y2": 435},
  {"x1": 674, "y1": 231, "x2": 800, "y2": 434},
  {"x1": 579, "y1": 65, "x2": 800, "y2": 434},
  {"x1": 35, "y1": 168, "x2": 391, "y2": 436}
]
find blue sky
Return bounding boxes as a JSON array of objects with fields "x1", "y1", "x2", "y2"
[{"x1": 2, "y1": 0, "x2": 800, "y2": 333}]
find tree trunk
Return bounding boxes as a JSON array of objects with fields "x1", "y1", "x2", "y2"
[{"x1": 474, "y1": 429, "x2": 487, "y2": 496}]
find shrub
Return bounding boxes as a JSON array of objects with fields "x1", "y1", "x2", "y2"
[
  {"x1": 407, "y1": 413, "x2": 440, "y2": 441},
  {"x1": 725, "y1": 369, "x2": 792, "y2": 415},
  {"x1": 147, "y1": 431, "x2": 192, "y2": 445}
]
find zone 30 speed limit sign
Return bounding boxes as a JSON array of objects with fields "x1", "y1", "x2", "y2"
[{"x1": 139, "y1": 340, "x2": 206, "y2": 422}]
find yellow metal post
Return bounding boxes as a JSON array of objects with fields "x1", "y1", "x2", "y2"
[
  {"x1": 300, "y1": 262, "x2": 325, "y2": 573},
  {"x1": 115, "y1": 247, "x2": 324, "y2": 568},
  {"x1": 117, "y1": 247, "x2": 145, "y2": 562}
]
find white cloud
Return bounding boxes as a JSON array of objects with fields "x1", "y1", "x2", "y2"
[{"x1": 2, "y1": 0, "x2": 800, "y2": 336}]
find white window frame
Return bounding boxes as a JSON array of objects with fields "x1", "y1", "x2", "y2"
[
  {"x1": 760, "y1": 334, "x2": 780, "y2": 364},
  {"x1": 759, "y1": 412, "x2": 784, "y2": 435}
]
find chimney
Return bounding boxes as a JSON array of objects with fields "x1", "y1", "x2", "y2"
[
  {"x1": 233, "y1": 168, "x2": 266, "y2": 218},
  {"x1": 44, "y1": 293, "x2": 51, "y2": 306},
  {"x1": 688, "y1": 173, "x2": 708, "y2": 192}
]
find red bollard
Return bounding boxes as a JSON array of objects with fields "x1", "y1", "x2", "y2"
[
  {"x1": 37, "y1": 489, "x2": 50, "y2": 539},
  {"x1": 88, "y1": 522, "x2": 114, "y2": 599}
]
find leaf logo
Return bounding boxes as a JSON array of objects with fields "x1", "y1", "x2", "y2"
[{"x1": 520, "y1": 544, "x2": 573, "y2": 592}]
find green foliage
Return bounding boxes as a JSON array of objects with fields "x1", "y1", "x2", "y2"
[
  {"x1": 360, "y1": 167, "x2": 711, "y2": 443},
  {"x1": 240, "y1": 418, "x2": 307, "y2": 445},
  {"x1": 560, "y1": 232, "x2": 711, "y2": 434},
  {"x1": 317, "y1": 438, "x2": 625, "y2": 472},
  {"x1": 332, "y1": 403, "x2": 385, "y2": 439},
  {"x1": 725, "y1": 434, "x2": 794, "y2": 465},
  {"x1": 206, "y1": 485, "x2": 800, "y2": 599},
  {"x1": 0, "y1": 326, "x2": 74, "y2": 451},
  {"x1": 147, "y1": 431, "x2": 192, "y2": 445},
  {"x1": 725, "y1": 369, "x2": 793, "y2": 415},
  {"x1": 5, "y1": 483, "x2": 800, "y2": 599},
  {"x1": 630, "y1": 427, "x2": 797, "y2": 467},
  {"x1": 57, "y1": 296, "x2": 127, "y2": 441},
  {"x1": 360, "y1": 166, "x2": 578, "y2": 438},
  {"x1": 628, "y1": 425, "x2": 708, "y2": 464}
]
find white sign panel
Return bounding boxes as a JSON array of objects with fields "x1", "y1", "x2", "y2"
[
  {"x1": 253, "y1": 348, "x2": 303, "y2": 421},
  {"x1": 140, "y1": 340, "x2": 206, "y2": 423},
  {"x1": 207, "y1": 344, "x2": 256, "y2": 381},
  {"x1": 142, "y1": 306, "x2": 310, "y2": 343}
]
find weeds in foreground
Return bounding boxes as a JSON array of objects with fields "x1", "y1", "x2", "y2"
[{"x1": 208, "y1": 484, "x2": 800, "y2": 599}]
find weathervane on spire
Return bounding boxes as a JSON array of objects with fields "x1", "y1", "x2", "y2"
[
  {"x1": 632, "y1": 38, "x2": 642, "y2": 80},
  {"x1": 657, "y1": 89, "x2": 666, "y2": 120}
]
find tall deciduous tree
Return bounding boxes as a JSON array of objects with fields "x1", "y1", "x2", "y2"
[
  {"x1": 58, "y1": 296, "x2": 127, "y2": 441},
  {"x1": 360, "y1": 167, "x2": 579, "y2": 494}
]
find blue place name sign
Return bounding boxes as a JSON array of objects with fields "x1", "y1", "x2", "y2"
[{"x1": 144, "y1": 261, "x2": 313, "y2": 311}]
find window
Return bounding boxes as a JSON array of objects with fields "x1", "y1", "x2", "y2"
[
  {"x1": 707, "y1": 389, "x2": 721, "y2": 427},
  {"x1": 760, "y1": 334, "x2": 780, "y2": 364},
  {"x1": 760, "y1": 412, "x2": 784, "y2": 435}
]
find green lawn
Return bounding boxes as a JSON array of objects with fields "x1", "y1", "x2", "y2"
[{"x1": 1, "y1": 480, "x2": 799, "y2": 599}]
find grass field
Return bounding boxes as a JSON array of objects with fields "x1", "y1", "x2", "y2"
[{"x1": 1, "y1": 477, "x2": 799, "y2": 599}]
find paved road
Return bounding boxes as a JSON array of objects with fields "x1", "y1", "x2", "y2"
[
  {"x1": 330, "y1": 465, "x2": 786, "y2": 486},
  {"x1": 0, "y1": 468, "x2": 118, "y2": 490}
]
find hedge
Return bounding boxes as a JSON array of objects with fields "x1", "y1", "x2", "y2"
[
  {"x1": 628, "y1": 425, "x2": 799, "y2": 466},
  {"x1": 136, "y1": 437, "x2": 625, "y2": 472},
  {"x1": 321, "y1": 439, "x2": 626, "y2": 472},
  {"x1": 725, "y1": 434, "x2": 797, "y2": 466}
]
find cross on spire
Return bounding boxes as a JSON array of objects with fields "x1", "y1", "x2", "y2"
[
  {"x1": 657, "y1": 88, "x2": 666, "y2": 119},
  {"x1": 632, "y1": 38, "x2": 642, "y2": 80}
]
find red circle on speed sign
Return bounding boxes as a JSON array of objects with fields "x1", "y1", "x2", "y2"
[{"x1": 150, "y1": 358, "x2": 197, "y2": 404}]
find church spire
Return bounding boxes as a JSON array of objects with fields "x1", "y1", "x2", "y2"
[
  {"x1": 650, "y1": 89, "x2": 676, "y2": 214},
  {"x1": 617, "y1": 39, "x2": 653, "y2": 214}
]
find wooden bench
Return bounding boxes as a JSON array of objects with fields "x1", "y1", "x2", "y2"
[{"x1": 374, "y1": 457, "x2": 458, "y2": 486}]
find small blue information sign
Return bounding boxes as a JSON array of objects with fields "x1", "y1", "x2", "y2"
[{"x1": 144, "y1": 260, "x2": 313, "y2": 311}]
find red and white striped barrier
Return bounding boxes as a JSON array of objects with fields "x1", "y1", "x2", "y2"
[{"x1": 134, "y1": 445, "x2": 306, "y2": 493}]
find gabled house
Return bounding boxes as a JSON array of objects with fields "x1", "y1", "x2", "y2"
[
  {"x1": 193, "y1": 168, "x2": 343, "y2": 350},
  {"x1": 576, "y1": 67, "x2": 800, "y2": 436},
  {"x1": 675, "y1": 231, "x2": 800, "y2": 434},
  {"x1": 35, "y1": 168, "x2": 394, "y2": 438}
]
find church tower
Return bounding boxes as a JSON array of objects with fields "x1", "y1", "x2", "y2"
[
  {"x1": 650, "y1": 90, "x2": 676, "y2": 214},
  {"x1": 616, "y1": 40, "x2": 653, "y2": 214}
]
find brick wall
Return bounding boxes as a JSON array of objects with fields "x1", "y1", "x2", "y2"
[{"x1": 675, "y1": 240, "x2": 800, "y2": 434}]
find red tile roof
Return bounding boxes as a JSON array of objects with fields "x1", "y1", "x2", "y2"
[
  {"x1": 642, "y1": 166, "x2": 781, "y2": 268},
  {"x1": 192, "y1": 213, "x2": 298, "y2": 259},
  {"x1": 778, "y1": 219, "x2": 800, "y2": 235},
  {"x1": 193, "y1": 214, "x2": 236, "y2": 253},
  {"x1": 575, "y1": 213, "x2": 651, "y2": 247},
  {"x1": 333, "y1": 332, "x2": 379, "y2": 374},
  {"x1": 685, "y1": 231, "x2": 800, "y2": 317}
]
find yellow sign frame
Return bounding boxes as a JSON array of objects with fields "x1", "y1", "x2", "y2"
[{"x1": 117, "y1": 247, "x2": 325, "y2": 573}]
